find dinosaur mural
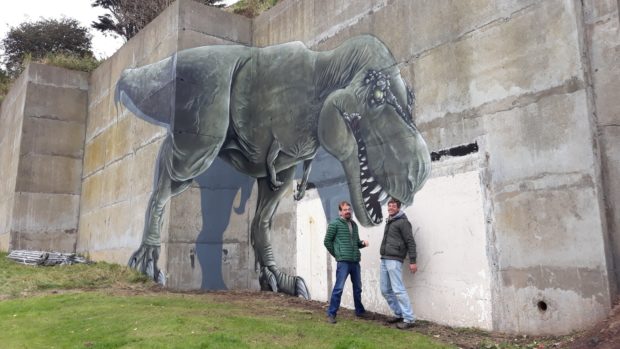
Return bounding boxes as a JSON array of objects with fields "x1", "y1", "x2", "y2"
[{"x1": 115, "y1": 35, "x2": 431, "y2": 299}]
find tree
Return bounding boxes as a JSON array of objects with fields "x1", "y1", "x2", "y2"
[
  {"x1": 91, "y1": 0, "x2": 224, "y2": 40},
  {"x1": 1, "y1": 18, "x2": 93, "y2": 77}
]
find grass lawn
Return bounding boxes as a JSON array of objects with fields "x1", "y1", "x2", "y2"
[{"x1": 0, "y1": 253, "x2": 453, "y2": 349}]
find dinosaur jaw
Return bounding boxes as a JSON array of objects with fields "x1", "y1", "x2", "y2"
[{"x1": 340, "y1": 114, "x2": 389, "y2": 227}]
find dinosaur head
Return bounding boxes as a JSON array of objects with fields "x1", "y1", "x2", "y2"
[{"x1": 318, "y1": 69, "x2": 431, "y2": 226}]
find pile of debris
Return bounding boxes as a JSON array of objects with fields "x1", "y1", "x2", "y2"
[{"x1": 7, "y1": 250, "x2": 88, "y2": 266}]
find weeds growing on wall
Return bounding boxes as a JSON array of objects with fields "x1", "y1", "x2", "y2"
[
  {"x1": 0, "y1": 53, "x2": 100, "y2": 106},
  {"x1": 38, "y1": 53, "x2": 100, "y2": 73},
  {"x1": 230, "y1": 0, "x2": 280, "y2": 18},
  {"x1": 0, "y1": 71, "x2": 9, "y2": 105}
]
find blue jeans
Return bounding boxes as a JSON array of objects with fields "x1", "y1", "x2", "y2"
[
  {"x1": 380, "y1": 259, "x2": 415, "y2": 323},
  {"x1": 327, "y1": 261, "x2": 365, "y2": 317}
]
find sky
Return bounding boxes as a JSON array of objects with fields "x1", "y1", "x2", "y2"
[{"x1": 0, "y1": 0, "x2": 239, "y2": 60}]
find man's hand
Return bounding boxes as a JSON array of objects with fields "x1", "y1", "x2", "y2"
[
  {"x1": 362, "y1": 240, "x2": 369, "y2": 247},
  {"x1": 409, "y1": 263, "x2": 417, "y2": 273}
]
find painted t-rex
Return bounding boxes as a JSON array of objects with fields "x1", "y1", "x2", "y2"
[{"x1": 115, "y1": 35, "x2": 431, "y2": 299}]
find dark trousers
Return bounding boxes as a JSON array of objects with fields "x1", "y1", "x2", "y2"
[{"x1": 327, "y1": 261, "x2": 365, "y2": 317}]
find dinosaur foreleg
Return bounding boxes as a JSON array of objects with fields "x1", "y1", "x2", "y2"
[
  {"x1": 128, "y1": 138, "x2": 192, "y2": 284},
  {"x1": 266, "y1": 137, "x2": 284, "y2": 190},
  {"x1": 294, "y1": 158, "x2": 313, "y2": 201},
  {"x1": 252, "y1": 166, "x2": 310, "y2": 299}
]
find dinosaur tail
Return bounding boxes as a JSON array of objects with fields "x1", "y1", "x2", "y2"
[{"x1": 115, "y1": 54, "x2": 178, "y2": 129}]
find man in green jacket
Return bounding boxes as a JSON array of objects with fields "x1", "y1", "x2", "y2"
[
  {"x1": 380, "y1": 198, "x2": 417, "y2": 329},
  {"x1": 324, "y1": 201, "x2": 369, "y2": 323}
]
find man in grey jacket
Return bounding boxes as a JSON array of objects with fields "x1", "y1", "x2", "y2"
[{"x1": 380, "y1": 198, "x2": 417, "y2": 329}]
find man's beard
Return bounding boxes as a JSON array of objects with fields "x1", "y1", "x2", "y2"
[{"x1": 344, "y1": 213, "x2": 352, "y2": 220}]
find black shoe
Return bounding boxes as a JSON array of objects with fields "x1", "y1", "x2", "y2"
[
  {"x1": 356, "y1": 312, "x2": 373, "y2": 320},
  {"x1": 326, "y1": 315, "x2": 337, "y2": 324},
  {"x1": 396, "y1": 321, "x2": 415, "y2": 330},
  {"x1": 386, "y1": 316, "x2": 404, "y2": 324}
]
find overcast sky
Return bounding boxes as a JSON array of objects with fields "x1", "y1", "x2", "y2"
[{"x1": 0, "y1": 0, "x2": 238, "y2": 60}]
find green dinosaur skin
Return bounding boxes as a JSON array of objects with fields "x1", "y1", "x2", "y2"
[{"x1": 115, "y1": 35, "x2": 431, "y2": 298}]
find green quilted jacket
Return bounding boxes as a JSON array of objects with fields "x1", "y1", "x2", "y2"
[{"x1": 324, "y1": 218, "x2": 366, "y2": 262}]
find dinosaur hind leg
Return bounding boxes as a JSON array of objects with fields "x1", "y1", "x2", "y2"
[{"x1": 252, "y1": 166, "x2": 310, "y2": 299}]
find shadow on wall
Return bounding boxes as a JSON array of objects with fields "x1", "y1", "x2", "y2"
[
  {"x1": 194, "y1": 157, "x2": 254, "y2": 290},
  {"x1": 194, "y1": 147, "x2": 350, "y2": 291},
  {"x1": 304, "y1": 147, "x2": 351, "y2": 223}
]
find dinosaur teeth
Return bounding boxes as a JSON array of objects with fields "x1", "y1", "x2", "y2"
[
  {"x1": 379, "y1": 191, "x2": 388, "y2": 202},
  {"x1": 370, "y1": 186, "x2": 381, "y2": 195}
]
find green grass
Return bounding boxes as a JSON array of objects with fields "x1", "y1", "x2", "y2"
[
  {"x1": 0, "y1": 292, "x2": 453, "y2": 348},
  {"x1": 0, "y1": 291, "x2": 456, "y2": 348},
  {"x1": 0, "y1": 253, "x2": 453, "y2": 348},
  {"x1": 0, "y1": 252, "x2": 149, "y2": 298}
]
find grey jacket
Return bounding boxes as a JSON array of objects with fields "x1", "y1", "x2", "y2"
[{"x1": 380, "y1": 211, "x2": 417, "y2": 264}]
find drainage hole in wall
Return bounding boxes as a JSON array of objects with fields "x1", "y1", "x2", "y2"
[{"x1": 537, "y1": 301, "x2": 548, "y2": 312}]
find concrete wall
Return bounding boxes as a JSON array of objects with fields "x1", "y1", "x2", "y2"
[
  {"x1": 77, "y1": 0, "x2": 180, "y2": 264},
  {"x1": 582, "y1": 0, "x2": 620, "y2": 293},
  {"x1": 0, "y1": 64, "x2": 88, "y2": 252},
  {"x1": 254, "y1": 0, "x2": 617, "y2": 334},
  {"x1": 0, "y1": 67, "x2": 28, "y2": 251},
  {"x1": 2, "y1": 0, "x2": 618, "y2": 336},
  {"x1": 77, "y1": 0, "x2": 255, "y2": 291}
]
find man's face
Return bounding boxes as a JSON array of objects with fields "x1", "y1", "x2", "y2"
[
  {"x1": 387, "y1": 202, "x2": 399, "y2": 217},
  {"x1": 339, "y1": 204, "x2": 352, "y2": 220}
]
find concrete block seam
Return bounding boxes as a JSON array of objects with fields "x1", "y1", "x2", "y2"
[
  {"x1": 417, "y1": 77, "x2": 585, "y2": 130},
  {"x1": 180, "y1": 28, "x2": 251, "y2": 46},
  {"x1": 306, "y1": 0, "x2": 391, "y2": 48},
  {"x1": 410, "y1": 2, "x2": 539, "y2": 62}
]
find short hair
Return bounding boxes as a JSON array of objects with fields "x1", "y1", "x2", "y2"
[
  {"x1": 388, "y1": 198, "x2": 401, "y2": 208},
  {"x1": 338, "y1": 201, "x2": 351, "y2": 211}
]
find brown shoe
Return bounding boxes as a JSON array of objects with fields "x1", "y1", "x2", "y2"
[
  {"x1": 326, "y1": 315, "x2": 337, "y2": 324},
  {"x1": 396, "y1": 321, "x2": 415, "y2": 330},
  {"x1": 386, "y1": 316, "x2": 404, "y2": 324}
]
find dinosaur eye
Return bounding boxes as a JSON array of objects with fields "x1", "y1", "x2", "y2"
[
  {"x1": 373, "y1": 89, "x2": 384, "y2": 101},
  {"x1": 364, "y1": 69, "x2": 391, "y2": 107}
]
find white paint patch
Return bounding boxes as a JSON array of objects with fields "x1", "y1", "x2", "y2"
[
  {"x1": 408, "y1": 170, "x2": 492, "y2": 329},
  {"x1": 296, "y1": 169, "x2": 492, "y2": 329},
  {"x1": 296, "y1": 190, "x2": 330, "y2": 301}
]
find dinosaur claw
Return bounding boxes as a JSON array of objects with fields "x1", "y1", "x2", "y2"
[
  {"x1": 128, "y1": 244, "x2": 165, "y2": 285},
  {"x1": 294, "y1": 184, "x2": 306, "y2": 201},
  {"x1": 259, "y1": 266, "x2": 311, "y2": 299},
  {"x1": 296, "y1": 276, "x2": 310, "y2": 300},
  {"x1": 260, "y1": 267, "x2": 278, "y2": 293}
]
